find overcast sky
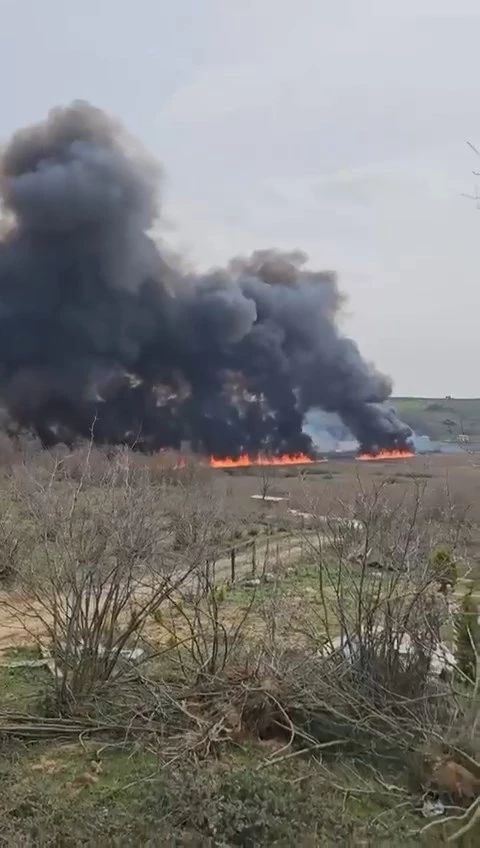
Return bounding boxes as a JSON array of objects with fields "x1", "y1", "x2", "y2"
[{"x1": 1, "y1": 0, "x2": 479, "y2": 397}]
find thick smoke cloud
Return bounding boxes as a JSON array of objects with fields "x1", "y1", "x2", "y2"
[{"x1": 0, "y1": 101, "x2": 411, "y2": 456}]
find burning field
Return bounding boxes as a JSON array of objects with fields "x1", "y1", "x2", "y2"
[
  {"x1": 0, "y1": 101, "x2": 412, "y2": 457},
  {"x1": 208, "y1": 452, "x2": 315, "y2": 468},
  {"x1": 208, "y1": 447, "x2": 416, "y2": 467}
]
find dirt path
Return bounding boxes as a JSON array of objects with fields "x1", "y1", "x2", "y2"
[
  {"x1": 0, "y1": 529, "x2": 320, "y2": 657},
  {"x1": 0, "y1": 591, "x2": 46, "y2": 652},
  {"x1": 212, "y1": 530, "x2": 320, "y2": 582}
]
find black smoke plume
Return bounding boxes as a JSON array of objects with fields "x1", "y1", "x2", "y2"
[{"x1": 0, "y1": 101, "x2": 411, "y2": 456}]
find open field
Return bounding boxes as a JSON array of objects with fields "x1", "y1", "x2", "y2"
[
  {"x1": 0, "y1": 444, "x2": 478, "y2": 845},
  {"x1": 215, "y1": 452, "x2": 480, "y2": 559},
  {"x1": 393, "y1": 396, "x2": 480, "y2": 440}
]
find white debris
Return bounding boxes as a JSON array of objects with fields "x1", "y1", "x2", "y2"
[
  {"x1": 62, "y1": 640, "x2": 145, "y2": 662},
  {"x1": 287, "y1": 510, "x2": 363, "y2": 531},
  {"x1": 250, "y1": 495, "x2": 287, "y2": 502},
  {"x1": 422, "y1": 799, "x2": 445, "y2": 818},
  {"x1": 319, "y1": 630, "x2": 456, "y2": 678},
  {"x1": 288, "y1": 509, "x2": 313, "y2": 520},
  {"x1": 40, "y1": 644, "x2": 62, "y2": 679},
  {"x1": 262, "y1": 572, "x2": 276, "y2": 583}
]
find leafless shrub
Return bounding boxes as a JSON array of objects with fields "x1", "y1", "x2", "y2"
[
  {"x1": 231, "y1": 478, "x2": 480, "y2": 823},
  {"x1": 166, "y1": 468, "x2": 228, "y2": 554},
  {"x1": 162, "y1": 567, "x2": 256, "y2": 683},
  {"x1": 203, "y1": 481, "x2": 458, "y2": 741},
  {"x1": 0, "y1": 495, "x2": 22, "y2": 585},
  {"x1": 52, "y1": 444, "x2": 114, "y2": 484},
  {"x1": 3, "y1": 447, "x2": 223, "y2": 712},
  {"x1": 259, "y1": 470, "x2": 272, "y2": 501}
]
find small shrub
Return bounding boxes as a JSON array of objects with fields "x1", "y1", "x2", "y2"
[
  {"x1": 454, "y1": 586, "x2": 480, "y2": 684},
  {"x1": 430, "y1": 545, "x2": 457, "y2": 591}
]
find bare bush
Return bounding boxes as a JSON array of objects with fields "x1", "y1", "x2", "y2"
[
  {"x1": 231, "y1": 478, "x2": 480, "y2": 835},
  {"x1": 166, "y1": 466, "x2": 229, "y2": 555},
  {"x1": 3, "y1": 448, "x2": 225, "y2": 711},
  {"x1": 0, "y1": 496, "x2": 22, "y2": 585},
  {"x1": 259, "y1": 470, "x2": 272, "y2": 501},
  {"x1": 293, "y1": 483, "x2": 455, "y2": 686}
]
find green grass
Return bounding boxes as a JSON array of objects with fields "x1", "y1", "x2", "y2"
[
  {"x1": 224, "y1": 561, "x2": 331, "y2": 606},
  {"x1": 2, "y1": 644, "x2": 42, "y2": 661},
  {"x1": 0, "y1": 663, "x2": 50, "y2": 713},
  {"x1": 0, "y1": 596, "x2": 477, "y2": 844},
  {"x1": 393, "y1": 396, "x2": 480, "y2": 440},
  {"x1": 0, "y1": 737, "x2": 442, "y2": 847}
]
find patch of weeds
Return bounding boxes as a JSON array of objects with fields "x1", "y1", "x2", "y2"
[
  {"x1": 0, "y1": 742, "x2": 428, "y2": 847},
  {"x1": 0, "y1": 664, "x2": 51, "y2": 713},
  {"x1": 2, "y1": 643, "x2": 41, "y2": 661},
  {"x1": 226, "y1": 562, "x2": 338, "y2": 609},
  {"x1": 226, "y1": 582, "x2": 270, "y2": 607},
  {"x1": 283, "y1": 560, "x2": 341, "y2": 592}
]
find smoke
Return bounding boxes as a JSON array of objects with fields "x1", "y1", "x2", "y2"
[{"x1": 0, "y1": 101, "x2": 412, "y2": 456}]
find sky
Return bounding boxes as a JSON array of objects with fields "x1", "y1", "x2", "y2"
[{"x1": 1, "y1": 0, "x2": 479, "y2": 397}]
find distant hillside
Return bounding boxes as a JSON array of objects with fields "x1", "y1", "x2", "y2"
[{"x1": 392, "y1": 397, "x2": 480, "y2": 441}]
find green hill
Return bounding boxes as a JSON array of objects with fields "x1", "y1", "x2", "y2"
[{"x1": 392, "y1": 397, "x2": 480, "y2": 441}]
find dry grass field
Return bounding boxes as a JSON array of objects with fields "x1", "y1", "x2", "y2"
[
  {"x1": 213, "y1": 452, "x2": 480, "y2": 564},
  {"x1": 219, "y1": 451, "x2": 480, "y2": 509}
]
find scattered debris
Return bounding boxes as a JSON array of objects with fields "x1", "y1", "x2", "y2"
[
  {"x1": 347, "y1": 549, "x2": 396, "y2": 571},
  {"x1": 288, "y1": 509, "x2": 313, "y2": 520},
  {"x1": 58, "y1": 641, "x2": 145, "y2": 662},
  {"x1": 288, "y1": 510, "x2": 364, "y2": 532},
  {"x1": 251, "y1": 495, "x2": 287, "y2": 503},
  {"x1": 422, "y1": 798, "x2": 445, "y2": 818},
  {"x1": 0, "y1": 643, "x2": 144, "y2": 679},
  {"x1": 241, "y1": 573, "x2": 278, "y2": 588},
  {"x1": 319, "y1": 630, "x2": 456, "y2": 678},
  {"x1": 242, "y1": 578, "x2": 262, "y2": 588},
  {"x1": 40, "y1": 644, "x2": 62, "y2": 679}
]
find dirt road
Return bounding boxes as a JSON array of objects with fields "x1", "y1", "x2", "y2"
[{"x1": 0, "y1": 528, "x2": 319, "y2": 657}]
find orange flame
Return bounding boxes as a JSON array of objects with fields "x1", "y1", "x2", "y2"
[
  {"x1": 357, "y1": 449, "x2": 414, "y2": 461},
  {"x1": 209, "y1": 452, "x2": 315, "y2": 468}
]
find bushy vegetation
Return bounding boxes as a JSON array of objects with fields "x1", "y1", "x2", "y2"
[
  {"x1": 0, "y1": 438, "x2": 478, "y2": 845},
  {"x1": 454, "y1": 585, "x2": 480, "y2": 684}
]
